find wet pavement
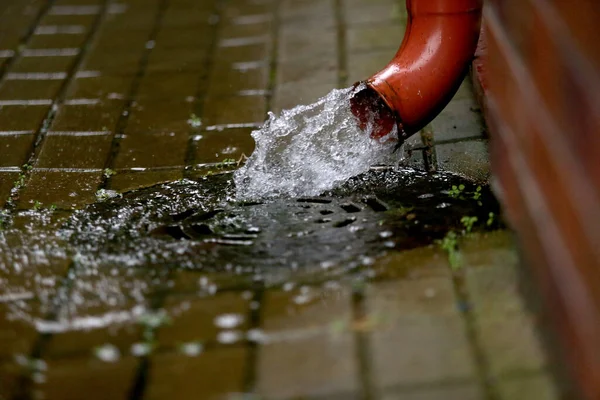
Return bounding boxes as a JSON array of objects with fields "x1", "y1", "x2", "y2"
[{"x1": 0, "y1": 0, "x2": 564, "y2": 399}]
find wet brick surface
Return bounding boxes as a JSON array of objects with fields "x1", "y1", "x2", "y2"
[{"x1": 0, "y1": 0, "x2": 560, "y2": 399}]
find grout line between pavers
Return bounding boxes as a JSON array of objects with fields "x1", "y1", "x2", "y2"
[
  {"x1": 334, "y1": 0, "x2": 348, "y2": 89},
  {"x1": 0, "y1": 0, "x2": 58, "y2": 83},
  {"x1": 242, "y1": 285, "x2": 265, "y2": 394},
  {"x1": 448, "y1": 270, "x2": 499, "y2": 400},
  {"x1": 351, "y1": 283, "x2": 376, "y2": 400},
  {"x1": 5, "y1": 0, "x2": 111, "y2": 212},
  {"x1": 98, "y1": 0, "x2": 171, "y2": 192},
  {"x1": 263, "y1": 0, "x2": 281, "y2": 121},
  {"x1": 183, "y1": 0, "x2": 228, "y2": 179}
]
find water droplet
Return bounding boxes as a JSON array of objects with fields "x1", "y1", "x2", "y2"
[
  {"x1": 94, "y1": 344, "x2": 120, "y2": 362},
  {"x1": 214, "y1": 313, "x2": 244, "y2": 329}
]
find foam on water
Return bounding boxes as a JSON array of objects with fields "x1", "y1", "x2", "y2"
[{"x1": 234, "y1": 84, "x2": 400, "y2": 199}]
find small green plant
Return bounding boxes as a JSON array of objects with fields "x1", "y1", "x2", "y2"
[
  {"x1": 48, "y1": 204, "x2": 57, "y2": 212},
  {"x1": 448, "y1": 184, "x2": 465, "y2": 198},
  {"x1": 460, "y1": 216, "x2": 478, "y2": 234},
  {"x1": 187, "y1": 113, "x2": 202, "y2": 128},
  {"x1": 439, "y1": 231, "x2": 461, "y2": 270},
  {"x1": 103, "y1": 168, "x2": 116, "y2": 178},
  {"x1": 487, "y1": 212, "x2": 495, "y2": 227},
  {"x1": 32, "y1": 201, "x2": 42, "y2": 211},
  {"x1": 473, "y1": 186, "x2": 482, "y2": 200}
]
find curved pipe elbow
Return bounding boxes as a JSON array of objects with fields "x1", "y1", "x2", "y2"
[{"x1": 352, "y1": 0, "x2": 483, "y2": 142}]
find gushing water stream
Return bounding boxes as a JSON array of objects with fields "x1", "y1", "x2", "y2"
[{"x1": 234, "y1": 84, "x2": 400, "y2": 199}]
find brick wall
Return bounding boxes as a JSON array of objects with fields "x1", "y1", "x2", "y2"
[{"x1": 472, "y1": 1, "x2": 600, "y2": 399}]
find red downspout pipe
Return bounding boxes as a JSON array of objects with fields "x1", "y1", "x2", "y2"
[{"x1": 351, "y1": 0, "x2": 483, "y2": 144}]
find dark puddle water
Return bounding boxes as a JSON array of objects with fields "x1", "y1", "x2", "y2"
[{"x1": 62, "y1": 168, "x2": 502, "y2": 276}]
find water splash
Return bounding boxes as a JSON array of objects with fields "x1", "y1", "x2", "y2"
[{"x1": 234, "y1": 84, "x2": 400, "y2": 200}]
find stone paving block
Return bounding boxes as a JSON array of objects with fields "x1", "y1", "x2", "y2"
[
  {"x1": 0, "y1": 105, "x2": 50, "y2": 131},
  {"x1": 18, "y1": 170, "x2": 103, "y2": 209},
  {"x1": 168, "y1": 270, "x2": 255, "y2": 294},
  {"x1": 161, "y1": 9, "x2": 214, "y2": 29},
  {"x1": 0, "y1": 80, "x2": 63, "y2": 101},
  {"x1": 0, "y1": 171, "x2": 18, "y2": 206},
  {"x1": 212, "y1": 43, "x2": 269, "y2": 64},
  {"x1": 0, "y1": 301, "x2": 43, "y2": 358},
  {"x1": 273, "y1": 81, "x2": 334, "y2": 113},
  {"x1": 277, "y1": 53, "x2": 338, "y2": 86},
  {"x1": 28, "y1": 33, "x2": 88, "y2": 49},
  {"x1": 344, "y1": 2, "x2": 405, "y2": 26},
  {"x1": 346, "y1": 24, "x2": 404, "y2": 53},
  {"x1": 496, "y1": 374, "x2": 560, "y2": 400},
  {"x1": 207, "y1": 62, "x2": 268, "y2": 96},
  {"x1": 0, "y1": 134, "x2": 34, "y2": 167},
  {"x1": 103, "y1": 10, "x2": 158, "y2": 31},
  {"x1": 370, "y1": 245, "x2": 451, "y2": 281},
  {"x1": 281, "y1": 0, "x2": 334, "y2": 19},
  {"x1": 80, "y1": 49, "x2": 144, "y2": 76},
  {"x1": 34, "y1": 356, "x2": 139, "y2": 400},
  {"x1": 145, "y1": 47, "x2": 208, "y2": 73},
  {"x1": 65, "y1": 75, "x2": 134, "y2": 101},
  {"x1": 219, "y1": 19, "x2": 272, "y2": 40},
  {"x1": 223, "y1": 1, "x2": 273, "y2": 20},
  {"x1": 193, "y1": 127, "x2": 256, "y2": 164},
  {"x1": 464, "y1": 248, "x2": 548, "y2": 377},
  {"x1": 38, "y1": 14, "x2": 98, "y2": 30},
  {"x1": 435, "y1": 139, "x2": 490, "y2": 182},
  {"x1": 279, "y1": 28, "x2": 337, "y2": 62},
  {"x1": 114, "y1": 133, "x2": 188, "y2": 169},
  {"x1": 50, "y1": 102, "x2": 125, "y2": 132},
  {"x1": 0, "y1": 360, "x2": 21, "y2": 400},
  {"x1": 157, "y1": 292, "x2": 250, "y2": 346},
  {"x1": 136, "y1": 72, "x2": 202, "y2": 102},
  {"x1": 201, "y1": 95, "x2": 266, "y2": 126},
  {"x1": 281, "y1": 12, "x2": 336, "y2": 31},
  {"x1": 146, "y1": 347, "x2": 247, "y2": 400},
  {"x1": 431, "y1": 98, "x2": 486, "y2": 143},
  {"x1": 108, "y1": 169, "x2": 183, "y2": 192},
  {"x1": 382, "y1": 383, "x2": 482, "y2": 400},
  {"x1": 11, "y1": 55, "x2": 77, "y2": 74},
  {"x1": 153, "y1": 27, "x2": 213, "y2": 50},
  {"x1": 0, "y1": 33, "x2": 21, "y2": 51},
  {"x1": 36, "y1": 133, "x2": 113, "y2": 169},
  {"x1": 346, "y1": 49, "x2": 397, "y2": 84},
  {"x1": 257, "y1": 287, "x2": 359, "y2": 399},
  {"x1": 366, "y1": 278, "x2": 477, "y2": 390},
  {"x1": 126, "y1": 100, "x2": 194, "y2": 135}
]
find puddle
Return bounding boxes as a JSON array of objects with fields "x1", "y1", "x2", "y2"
[{"x1": 1, "y1": 168, "x2": 501, "y2": 334}]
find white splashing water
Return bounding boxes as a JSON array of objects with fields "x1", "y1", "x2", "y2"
[{"x1": 234, "y1": 84, "x2": 400, "y2": 199}]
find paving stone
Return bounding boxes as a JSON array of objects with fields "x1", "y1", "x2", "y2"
[
  {"x1": 126, "y1": 100, "x2": 194, "y2": 135},
  {"x1": 103, "y1": 10, "x2": 158, "y2": 31},
  {"x1": 257, "y1": 287, "x2": 359, "y2": 399},
  {"x1": 136, "y1": 72, "x2": 202, "y2": 102},
  {"x1": 280, "y1": 13, "x2": 336, "y2": 32},
  {"x1": 80, "y1": 49, "x2": 144, "y2": 76},
  {"x1": 0, "y1": 301, "x2": 44, "y2": 358},
  {"x1": 107, "y1": 169, "x2": 183, "y2": 192},
  {"x1": 153, "y1": 27, "x2": 213, "y2": 50},
  {"x1": 273, "y1": 81, "x2": 335, "y2": 113},
  {"x1": 344, "y1": 3, "x2": 405, "y2": 26},
  {"x1": 65, "y1": 75, "x2": 134, "y2": 101},
  {"x1": 28, "y1": 33, "x2": 88, "y2": 49},
  {"x1": 93, "y1": 28, "x2": 151, "y2": 53},
  {"x1": 0, "y1": 360, "x2": 21, "y2": 400},
  {"x1": 435, "y1": 140, "x2": 490, "y2": 182},
  {"x1": 346, "y1": 49, "x2": 397, "y2": 84},
  {"x1": 366, "y1": 278, "x2": 476, "y2": 390},
  {"x1": 157, "y1": 292, "x2": 250, "y2": 346},
  {"x1": 464, "y1": 235, "x2": 548, "y2": 377},
  {"x1": 201, "y1": 95, "x2": 266, "y2": 126},
  {"x1": 277, "y1": 53, "x2": 338, "y2": 86},
  {"x1": 0, "y1": 105, "x2": 50, "y2": 131},
  {"x1": 219, "y1": 19, "x2": 272, "y2": 39},
  {"x1": 18, "y1": 170, "x2": 103, "y2": 209},
  {"x1": 145, "y1": 47, "x2": 208, "y2": 73},
  {"x1": 0, "y1": 171, "x2": 18, "y2": 206},
  {"x1": 281, "y1": 0, "x2": 334, "y2": 19},
  {"x1": 145, "y1": 347, "x2": 247, "y2": 400},
  {"x1": 193, "y1": 127, "x2": 255, "y2": 164},
  {"x1": 223, "y1": 2, "x2": 273, "y2": 19},
  {"x1": 346, "y1": 24, "x2": 404, "y2": 53},
  {"x1": 12, "y1": 55, "x2": 77, "y2": 74},
  {"x1": 431, "y1": 98, "x2": 486, "y2": 142},
  {"x1": 382, "y1": 383, "x2": 482, "y2": 400},
  {"x1": 50, "y1": 102, "x2": 125, "y2": 132},
  {"x1": 34, "y1": 356, "x2": 139, "y2": 400},
  {"x1": 0, "y1": 134, "x2": 35, "y2": 167},
  {"x1": 279, "y1": 28, "x2": 337, "y2": 62},
  {"x1": 38, "y1": 13, "x2": 98, "y2": 29},
  {"x1": 496, "y1": 374, "x2": 560, "y2": 400},
  {"x1": 370, "y1": 245, "x2": 451, "y2": 281},
  {"x1": 36, "y1": 134, "x2": 113, "y2": 169},
  {"x1": 113, "y1": 132, "x2": 189, "y2": 169},
  {"x1": 161, "y1": 9, "x2": 214, "y2": 29},
  {"x1": 0, "y1": 80, "x2": 63, "y2": 101},
  {"x1": 207, "y1": 62, "x2": 268, "y2": 96},
  {"x1": 168, "y1": 270, "x2": 255, "y2": 294},
  {"x1": 212, "y1": 43, "x2": 269, "y2": 64}
]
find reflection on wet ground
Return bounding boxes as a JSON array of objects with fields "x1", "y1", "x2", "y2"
[{"x1": 0, "y1": 0, "x2": 565, "y2": 399}]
